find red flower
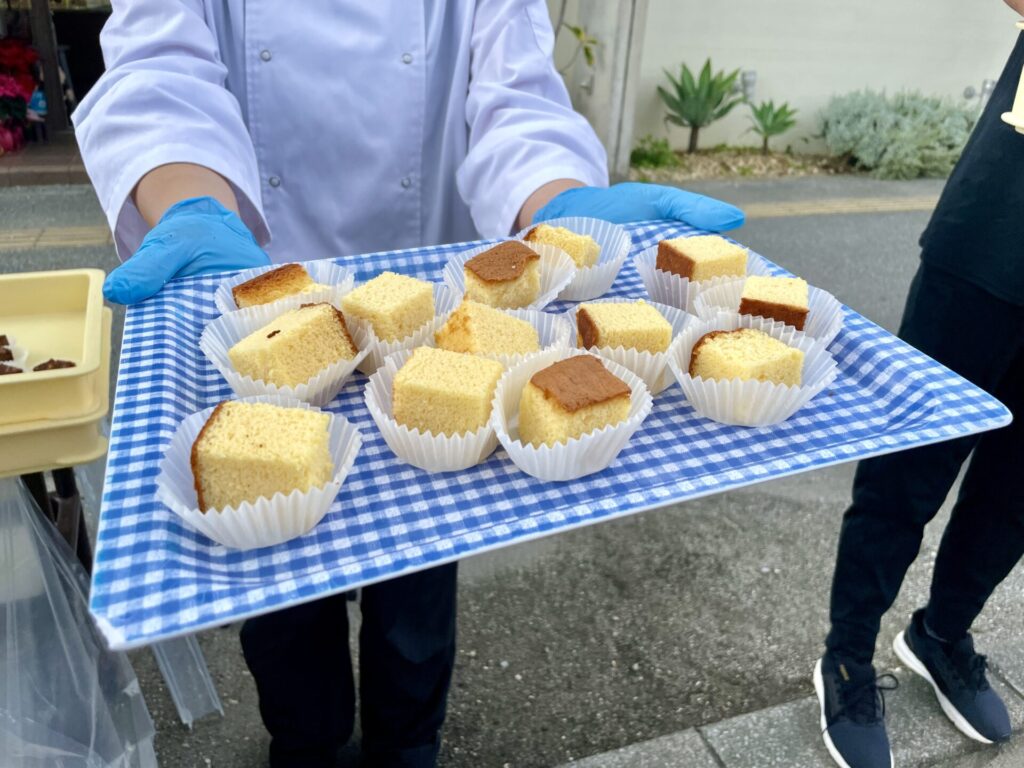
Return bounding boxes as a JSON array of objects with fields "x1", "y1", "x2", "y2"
[{"x1": 0, "y1": 39, "x2": 38, "y2": 72}]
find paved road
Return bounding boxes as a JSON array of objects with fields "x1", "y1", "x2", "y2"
[{"x1": 3, "y1": 177, "x2": 1022, "y2": 767}]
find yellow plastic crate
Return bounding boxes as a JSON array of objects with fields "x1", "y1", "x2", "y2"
[
  {"x1": 0, "y1": 307, "x2": 111, "y2": 478},
  {"x1": 0, "y1": 268, "x2": 106, "y2": 425}
]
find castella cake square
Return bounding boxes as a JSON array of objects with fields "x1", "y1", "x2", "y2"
[
  {"x1": 463, "y1": 242, "x2": 541, "y2": 309},
  {"x1": 689, "y1": 328, "x2": 803, "y2": 386},
  {"x1": 342, "y1": 271, "x2": 435, "y2": 342},
  {"x1": 656, "y1": 235, "x2": 746, "y2": 282},
  {"x1": 577, "y1": 301, "x2": 672, "y2": 353},
  {"x1": 228, "y1": 302, "x2": 357, "y2": 388},
  {"x1": 191, "y1": 401, "x2": 334, "y2": 512},
  {"x1": 518, "y1": 355, "x2": 631, "y2": 447},
  {"x1": 392, "y1": 347, "x2": 504, "y2": 437},
  {"x1": 738, "y1": 276, "x2": 809, "y2": 330},
  {"x1": 232, "y1": 263, "x2": 329, "y2": 308},
  {"x1": 435, "y1": 299, "x2": 540, "y2": 356},
  {"x1": 524, "y1": 224, "x2": 600, "y2": 268}
]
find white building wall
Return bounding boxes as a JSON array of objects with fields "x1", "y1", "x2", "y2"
[{"x1": 630, "y1": 1, "x2": 1020, "y2": 153}]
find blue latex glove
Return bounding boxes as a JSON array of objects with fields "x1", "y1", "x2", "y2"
[
  {"x1": 533, "y1": 182, "x2": 745, "y2": 231},
  {"x1": 103, "y1": 196, "x2": 271, "y2": 305}
]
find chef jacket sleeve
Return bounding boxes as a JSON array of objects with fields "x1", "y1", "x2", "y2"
[
  {"x1": 72, "y1": 0, "x2": 269, "y2": 261},
  {"x1": 457, "y1": 0, "x2": 610, "y2": 237}
]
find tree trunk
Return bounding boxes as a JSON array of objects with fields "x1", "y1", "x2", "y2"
[
  {"x1": 761, "y1": 136, "x2": 769, "y2": 155},
  {"x1": 687, "y1": 127, "x2": 699, "y2": 153}
]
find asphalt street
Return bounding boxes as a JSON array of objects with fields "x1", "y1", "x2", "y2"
[{"x1": 3, "y1": 176, "x2": 1022, "y2": 767}]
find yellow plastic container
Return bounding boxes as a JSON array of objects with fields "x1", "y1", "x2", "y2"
[
  {"x1": 0, "y1": 308, "x2": 111, "y2": 478},
  {"x1": 0, "y1": 268, "x2": 106, "y2": 424}
]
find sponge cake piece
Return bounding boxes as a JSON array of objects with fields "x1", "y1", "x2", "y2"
[
  {"x1": 342, "y1": 271, "x2": 436, "y2": 342},
  {"x1": 577, "y1": 301, "x2": 672, "y2": 354},
  {"x1": 228, "y1": 302, "x2": 357, "y2": 388},
  {"x1": 232, "y1": 264, "x2": 329, "y2": 309},
  {"x1": 518, "y1": 356, "x2": 631, "y2": 447},
  {"x1": 191, "y1": 401, "x2": 334, "y2": 512},
  {"x1": 524, "y1": 224, "x2": 600, "y2": 268},
  {"x1": 463, "y1": 242, "x2": 541, "y2": 309},
  {"x1": 689, "y1": 328, "x2": 802, "y2": 386},
  {"x1": 738, "y1": 276, "x2": 809, "y2": 331},
  {"x1": 656, "y1": 235, "x2": 746, "y2": 282},
  {"x1": 392, "y1": 347, "x2": 504, "y2": 437},
  {"x1": 434, "y1": 300, "x2": 540, "y2": 356}
]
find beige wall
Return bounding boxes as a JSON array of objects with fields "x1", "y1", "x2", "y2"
[{"x1": 633, "y1": 1, "x2": 1021, "y2": 153}]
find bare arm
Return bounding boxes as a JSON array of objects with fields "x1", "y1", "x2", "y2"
[
  {"x1": 515, "y1": 178, "x2": 585, "y2": 230},
  {"x1": 1006, "y1": 0, "x2": 1024, "y2": 15},
  {"x1": 133, "y1": 162, "x2": 239, "y2": 228}
]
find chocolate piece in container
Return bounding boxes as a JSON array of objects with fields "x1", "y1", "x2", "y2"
[
  {"x1": 0, "y1": 348, "x2": 12, "y2": 362},
  {"x1": 0, "y1": 335, "x2": 8, "y2": 347},
  {"x1": 33, "y1": 359, "x2": 76, "y2": 371},
  {"x1": 0, "y1": 363, "x2": 22, "y2": 375}
]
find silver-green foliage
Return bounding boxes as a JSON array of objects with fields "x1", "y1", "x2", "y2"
[{"x1": 819, "y1": 90, "x2": 976, "y2": 179}]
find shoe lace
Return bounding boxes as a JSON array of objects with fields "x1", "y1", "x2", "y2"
[
  {"x1": 964, "y1": 651, "x2": 990, "y2": 691},
  {"x1": 825, "y1": 673, "x2": 900, "y2": 729}
]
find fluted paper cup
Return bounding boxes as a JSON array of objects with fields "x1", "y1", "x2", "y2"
[
  {"x1": 433, "y1": 306, "x2": 572, "y2": 369},
  {"x1": 693, "y1": 277, "x2": 845, "y2": 347},
  {"x1": 667, "y1": 311, "x2": 838, "y2": 427},
  {"x1": 364, "y1": 348, "x2": 499, "y2": 472},
  {"x1": 634, "y1": 241, "x2": 773, "y2": 313},
  {"x1": 564, "y1": 299, "x2": 692, "y2": 395},
  {"x1": 353, "y1": 283, "x2": 460, "y2": 375},
  {"x1": 155, "y1": 394, "x2": 362, "y2": 550},
  {"x1": 2, "y1": 335, "x2": 28, "y2": 370},
  {"x1": 200, "y1": 302, "x2": 371, "y2": 407},
  {"x1": 214, "y1": 261, "x2": 356, "y2": 315},
  {"x1": 491, "y1": 349, "x2": 653, "y2": 482},
  {"x1": 514, "y1": 216, "x2": 632, "y2": 301},
  {"x1": 442, "y1": 241, "x2": 575, "y2": 310}
]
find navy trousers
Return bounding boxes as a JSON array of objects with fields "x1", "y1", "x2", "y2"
[
  {"x1": 240, "y1": 563, "x2": 458, "y2": 768},
  {"x1": 826, "y1": 264, "x2": 1024, "y2": 663}
]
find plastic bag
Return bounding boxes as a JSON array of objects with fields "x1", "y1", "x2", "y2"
[{"x1": 0, "y1": 477, "x2": 157, "y2": 767}]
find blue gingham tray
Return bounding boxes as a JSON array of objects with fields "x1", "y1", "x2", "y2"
[{"x1": 91, "y1": 221, "x2": 1011, "y2": 649}]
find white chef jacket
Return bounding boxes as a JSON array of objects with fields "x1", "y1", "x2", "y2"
[{"x1": 73, "y1": 0, "x2": 609, "y2": 264}]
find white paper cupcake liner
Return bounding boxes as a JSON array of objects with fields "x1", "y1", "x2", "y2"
[
  {"x1": 214, "y1": 261, "x2": 356, "y2": 315},
  {"x1": 693, "y1": 277, "x2": 845, "y2": 347},
  {"x1": 442, "y1": 241, "x2": 575, "y2": 310},
  {"x1": 352, "y1": 282, "x2": 460, "y2": 375},
  {"x1": 200, "y1": 302, "x2": 372, "y2": 407},
  {"x1": 364, "y1": 348, "x2": 499, "y2": 472},
  {"x1": 564, "y1": 299, "x2": 693, "y2": 395},
  {"x1": 634, "y1": 241, "x2": 773, "y2": 313},
  {"x1": 155, "y1": 394, "x2": 362, "y2": 550},
  {"x1": 2, "y1": 334, "x2": 28, "y2": 370},
  {"x1": 667, "y1": 311, "x2": 838, "y2": 427},
  {"x1": 491, "y1": 349, "x2": 654, "y2": 482},
  {"x1": 514, "y1": 216, "x2": 632, "y2": 302},
  {"x1": 432, "y1": 305, "x2": 572, "y2": 369}
]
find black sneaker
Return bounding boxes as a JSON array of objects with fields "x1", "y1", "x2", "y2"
[
  {"x1": 893, "y1": 609, "x2": 1011, "y2": 744},
  {"x1": 814, "y1": 654, "x2": 896, "y2": 768}
]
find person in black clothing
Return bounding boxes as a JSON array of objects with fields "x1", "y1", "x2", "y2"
[{"x1": 814, "y1": 11, "x2": 1024, "y2": 768}]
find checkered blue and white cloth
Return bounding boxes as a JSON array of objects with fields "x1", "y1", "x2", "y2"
[{"x1": 91, "y1": 221, "x2": 1011, "y2": 649}]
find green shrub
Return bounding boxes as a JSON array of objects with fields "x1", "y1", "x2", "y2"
[
  {"x1": 659, "y1": 59, "x2": 744, "y2": 153},
  {"x1": 630, "y1": 134, "x2": 679, "y2": 168},
  {"x1": 748, "y1": 100, "x2": 798, "y2": 155},
  {"x1": 819, "y1": 90, "x2": 976, "y2": 179}
]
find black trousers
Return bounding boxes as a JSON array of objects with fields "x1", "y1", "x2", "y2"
[
  {"x1": 826, "y1": 264, "x2": 1024, "y2": 664},
  {"x1": 240, "y1": 563, "x2": 458, "y2": 768}
]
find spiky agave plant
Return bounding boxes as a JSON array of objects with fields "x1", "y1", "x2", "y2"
[
  {"x1": 748, "y1": 100, "x2": 798, "y2": 155},
  {"x1": 658, "y1": 59, "x2": 743, "y2": 153}
]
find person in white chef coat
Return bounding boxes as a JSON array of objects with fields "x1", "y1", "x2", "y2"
[{"x1": 75, "y1": 2, "x2": 745, "y2": 765}]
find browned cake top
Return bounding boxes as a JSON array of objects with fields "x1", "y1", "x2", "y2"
[
  {"x1": 33, "y1": 359, "x2": 76, "y2": 371},
  {"x1": 529, "y1": 355, "x2": 630, "y2": 413},
  {"x1": 576, "y1": 307, "x2": 599, "y2": 349},
  {"x1": 0, "y1": 363, "x2": 22, "y2": 375},
  {"x1": 688, "y1": 330, "x2": 731, "y2": 376},
  {"x1": 231, "y1": 263, "x2": 310, "y2": 304},
  {"x1": 465, "y1": 242, "x2": 539, "y2": 283},
  {"x1": 0, "y1": 348, "x2": 11, "y2": 362}
]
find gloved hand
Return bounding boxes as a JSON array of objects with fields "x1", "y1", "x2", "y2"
[
  {"x1": 103, "y1": 196, "x2": 271, "y2": 305},
  {"x1": 533, "y1": 182, "x2": 745, "y2": 232}
]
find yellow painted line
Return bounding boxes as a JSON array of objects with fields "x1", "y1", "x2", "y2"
[{"x1": 0, "y1": 196, "x2": 940, "y2": 252}]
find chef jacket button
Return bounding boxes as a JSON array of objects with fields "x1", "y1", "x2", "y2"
[
  {"x1": 402, "y1": 52, "x2": 413, "y2": 64},
  {"x1": 400, "y1": 177, "x2": 412, "y2": 189},
  {"x1": 269, "y1": 176, "x2": 281, "y2": 188},
  {"x1": 260, "y1": 49, "x2": 272, "y2": 62}
]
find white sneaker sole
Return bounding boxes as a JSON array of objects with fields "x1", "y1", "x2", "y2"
[
  {"x1": 814, "y1": 658, "x2": 895, "y2": 768},
  {"x1": 892, "y1": 631, "x2": 993, "y2": 745}
]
